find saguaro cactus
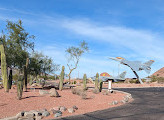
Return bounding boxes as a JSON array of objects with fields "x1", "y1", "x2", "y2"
[
  {"x1": 95, "y1": 73, "x2": 99, "y2": 90},
  {"x1": 8, "y1": 69, "x2": 12, "y2": 89},
  {"x1": 17, "y1": 75, "x2": 24, "y2": 100},
  {"x1": 59, "y1": 66, "x2": 65, "y2": 91},
  {"x1": 83, "y1": 74, "x2": 87, "y2": 90},
  {"x1": 24, "y1": 58, "x2": 29, "y2": 91},
  {"x1": 0, "y1": 44, "x2": 8, "y2": 92},
  {"x1": 99, "y1": 79, "x2": 103, "y2": 92}
]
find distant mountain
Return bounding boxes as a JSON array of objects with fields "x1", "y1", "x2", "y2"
[{"x1": 152, "y1": 67, "x2": 164, "y2": 77}]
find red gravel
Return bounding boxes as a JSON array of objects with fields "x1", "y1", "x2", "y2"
[{"x1": 0, "y1": 86, "x2": 125, "y2": 119}]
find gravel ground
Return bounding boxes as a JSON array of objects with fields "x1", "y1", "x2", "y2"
[{"x1": 0, "y1": 86, "x2": 125, "y2": 119}]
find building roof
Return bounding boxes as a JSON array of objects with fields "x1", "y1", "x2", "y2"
[{"x1": 100, "y1": 72, "x2": 111, "y2": 77}]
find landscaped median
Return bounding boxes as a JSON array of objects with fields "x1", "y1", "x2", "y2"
[{"x1": 0, "y1": 86, "x2": 133, "y2": 120}]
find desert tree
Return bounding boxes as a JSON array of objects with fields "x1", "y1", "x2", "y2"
[
  {"x1": 66, "y1": 41, "x2": 88, "y2": 82},
  {"x1": 29, "y1": 52, "x2": 60, "y2": 81},
  {"x1": 0, "y1": 20, "x2": 34, "y2": 92}
]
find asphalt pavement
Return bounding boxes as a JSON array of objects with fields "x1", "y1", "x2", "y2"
[{"x1": 56, "y1": 87, "x2": 164, "y2": 120}]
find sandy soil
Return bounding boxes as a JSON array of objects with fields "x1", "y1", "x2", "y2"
[{"x1": 0, "y1": 86, "x2": 126, "y2": 119}]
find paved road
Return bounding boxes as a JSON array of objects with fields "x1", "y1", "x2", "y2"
[{"x1": 56, "y1": 87, "x2": 164, "y2": 120}]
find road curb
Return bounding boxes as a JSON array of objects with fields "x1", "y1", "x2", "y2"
[{"x1": 113, "y1": 90, "x2": 133, "y2": 103}]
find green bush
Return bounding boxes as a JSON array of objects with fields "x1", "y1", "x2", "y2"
[
  {"x1": 74, "y1": 81, "x2": 77, "y2": 84},
  {"x1": 129, "y1": 79, "x2": 140, "y2": 84},
  {"x1": 13, "y1": 74, "x2": 18, "y2": 81},
  {"x1": 157, "y1": 77, "x2": 164, "y2": 83},
  {"x1": 48, "y1": 76, "x2": 56, "y2": 80},
  {"x1": 151, "y1": 75, "x2": 158, "y2": 82}
]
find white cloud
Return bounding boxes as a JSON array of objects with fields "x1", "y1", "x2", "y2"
[{"x1": 61, "y1": 19, "x2": 164, "y2": 62}]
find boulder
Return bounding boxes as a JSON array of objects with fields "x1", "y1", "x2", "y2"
[
  {"x1": 3, "y1": 116, "x2": 17, "y2": 120},
  {"x1": 113, "y1": 101, "x2": 118, "y2": 105},
  {"x1": 110, "y1": 101, "x2": 118, "y2": 105},
  {"x1": 31, "y1": 83, "x2": 38, "y2": 87},
  {"x1": 68, "y1": 108, "x2": 75, "y2": 113},
  {"x1": 49, "y1": 88, "x2": 60, "y2": 97},
  {"x1": 35, "y1": 116, "x2": 42, "y2": 120},
  {"x1": 18, "y1": 118, "x2": 33, "y2": 120},
  {"x1": 49, "y1": 109, "x2": 60, "y2": 115},
  {"x1": 126, "y1": 94, "x2": 132, "y2": 99},
  {"x1": 42, "y1": 111, "x2": 50, "y2": 117},
  {"x1": 29, "y1": 110, "x2": 42, "y2": 116},
  {"x1": 124, "y1": 97, "x2": 129, "y2": 102},
  {"x1": 54, "y1": 113, "x2": 62, "y2": 118},
  {"x1": 53, "y1": 106, "x2": 60, "y2": 111},
  {"x1": 24, "y1": 112, "x2": 34, "y2": 118},
  {"x1": 16, "y1": 111, "x2": 25, "y2": 118},
  {"x1": 39, "y1": 90, "x2": 49, "y2": 95},
  {"x1": 72, "y1": 105, "x2": 78, "y2": 110},
  {"x1": 59, "y1": 106, "x2": 67, "y2": 112},
  {"x1": 109, "y1": 90, "x2": 113, "y2": 93}
]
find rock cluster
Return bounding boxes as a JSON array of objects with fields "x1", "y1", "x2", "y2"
[
  {"x1": 3, "y1": 106, "x2": 78, "y2": 120},
  {"x1": 109, "y1": 93, "x2": 132, "y2": 106},
  {"x1": 121, "y1": 94, "x2": 132, "y2": 103}
]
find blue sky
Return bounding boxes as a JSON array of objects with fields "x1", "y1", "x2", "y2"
[{"x1": 0, "y1": 0, "x2": 164, "y2": 78}]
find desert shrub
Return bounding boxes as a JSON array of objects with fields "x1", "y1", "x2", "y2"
[
  {"x1": 81, "y1": 92, "x2": 87, "y2": 99},
  {"x1": 72, "y1": 88, "x2": 88, "y2": 99},
  {"x1": 151, "y1": 76, "x2": 158, "y2": 82},
  {"x1": 71, "y1": 81, "x2": 77, "y2": 84},
  {"x1": 72, "y1": 88, "x2": 83, "y2": 95},
  {"x1": 141, "y1": 79, "x2": 146, "y2": 83},
  {"x1": 73, "y1": 81, "x2": 77, "y2": 84},
  {"x1": 13, "y1": 74, "x2": 18, "y2": 81},
  {"x1": 92, "y1": 88, "x2": 99, "y2": 94},
  {"x1": 102, "y1": 90, "x2": 109, "y2": 95},
  {"x1": 129, "y1": 79, "x2": 140, "y2": 84},
  {"x1": 49, "y1": 76, "x2": 56, "y2": 80},
  {"x1": 157, "y1": 77, "x2": 164, "y2": 83},
  {"x1": 39, "y1": 75, "x2": 48, "y2": 80}
]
